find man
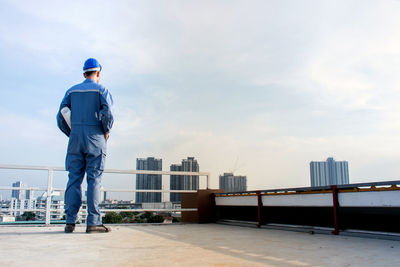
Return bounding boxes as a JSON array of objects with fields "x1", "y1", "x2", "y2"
[{"x1": 57, "y1": 58, "x2": 114, "y2": 233}]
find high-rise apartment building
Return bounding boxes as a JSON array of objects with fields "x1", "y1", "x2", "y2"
[
  {"x1": 170, "y1": 157, "x2": 199, "y2": 203},
  {"x1": 170, "y1": 164, "x2": 182, "y2": 203},
  {"x1": 219, "y1": 173, "x2": 247, "y2": 193},
  {"x1": 11, "y1": 181, "x2": 26, "y2": 200},
  {"x1": 136, "y1": 157, "x2": 162, "y2": 203},
  {"x1": 310, "y1": 157, "x2": 349, "y2": 187}
]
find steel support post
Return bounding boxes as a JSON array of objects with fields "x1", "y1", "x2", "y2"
[
  {"x1": 45, "y1": 169, "x2": 54, "y2": 226},
  {"x1": 331, "y1": 185, "x2": 339, "y2": 235},
  {"x1": 161, "y1": 175, "x2": 165, "y2": 203},
  {"x1": 257, "y1": 191, "x2": 263, "y2": 228}
]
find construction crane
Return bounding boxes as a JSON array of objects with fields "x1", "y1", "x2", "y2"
[{"x1": 229, "y1": 156, "x2": 240, "y2": 174}]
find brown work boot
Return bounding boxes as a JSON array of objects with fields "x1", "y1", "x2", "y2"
[
  {"x1": 64, "y1": 224, "x2": 75, "y2": 233},
  {"x1": 86, "y1": 224, "x2": 111, "y2": 233}
]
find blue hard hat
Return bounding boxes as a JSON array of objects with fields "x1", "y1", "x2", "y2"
[{"x1": 83, "y1": 58, "x2": 102, "y2": 72}]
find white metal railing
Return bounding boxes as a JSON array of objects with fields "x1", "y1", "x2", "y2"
[{"x1": 0, "y1": 164, "x2": 210, "y2": 225}]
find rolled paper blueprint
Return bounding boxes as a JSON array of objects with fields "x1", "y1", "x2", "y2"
[{"x1": 61, "y1": 107, "x2": 71, "y2": 129}]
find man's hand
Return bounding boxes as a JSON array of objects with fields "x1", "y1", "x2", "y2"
[{"x1": 105, "y1": 133, "x2": 109, "y2": 141}]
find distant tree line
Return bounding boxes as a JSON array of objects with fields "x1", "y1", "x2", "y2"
[
  {"x1": 16, "y1": 212, "x2": 35, "y2": 221},
  {"x1": 102, "y1": 211, "x2": 180, "y2": 224},
  {"x1": 12, "y1": 211, "x2": 181, "y2": 224}
]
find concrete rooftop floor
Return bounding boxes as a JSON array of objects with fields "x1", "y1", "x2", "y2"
[{"x1": 0, "y1": 223, "x2": 399, "y2": 267}]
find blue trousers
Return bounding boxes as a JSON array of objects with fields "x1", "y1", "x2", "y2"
[{"x1": 64, "y1": 125, "x2": 106, "y2": 226}]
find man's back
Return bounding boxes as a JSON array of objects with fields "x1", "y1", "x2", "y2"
[
  {"x1": 68, "y1": 80, "x2": 103, "y2": 126},
  {"x1": 57, "y1": 79, "x2": 113, "y2": 137}
]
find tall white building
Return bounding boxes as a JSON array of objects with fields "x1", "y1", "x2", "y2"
[
  {"x1": 10, "y1": 181, "x2": 35, "y2": 216},
  {"x1": 10, "y1": 198, "x2": 37, "y2": 216},
  {"x1": 35, "y1": 192, "x2": 65, "y2": 221},
  {"x1": 310, "y1": 157, "x2": 349, "y2": 187},
  {"x1": 35, "y1": 191, "x2": 86, "y2": 223}
]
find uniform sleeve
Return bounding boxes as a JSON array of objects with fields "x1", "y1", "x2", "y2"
[
  {"x1": 99, "y1": 88, "x2": 114, "y2": 133},
  {"x1": 56, "y1": 91, "x2": 71, "y2": 137}
]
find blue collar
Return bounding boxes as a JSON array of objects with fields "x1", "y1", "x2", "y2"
[{"x1": 83, "y1": 78, "x2": 96, "y2": 83}]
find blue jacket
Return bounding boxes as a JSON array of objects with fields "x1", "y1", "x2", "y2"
[{"x1": 57, "y1": 79, "x2": 114, "y2": 137}]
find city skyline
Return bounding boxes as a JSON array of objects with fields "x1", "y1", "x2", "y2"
[{"x1": 1, "y1": 153, "x2": 394, "y2": 201}]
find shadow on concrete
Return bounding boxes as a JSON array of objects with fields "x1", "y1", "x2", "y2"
[
  {"x1": 0, "y1": 226, "x2": 92, "y2": 236},
  {"x1": 0, "y1": 230, "x2": 91, "y2": 236},
  {"x1": 126, "y1": 224, "x2": 318, "y2": 267}
]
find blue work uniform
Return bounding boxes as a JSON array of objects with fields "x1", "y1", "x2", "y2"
[{"x1": 57, "y1": 78, "x2": 114, "y2": 226}]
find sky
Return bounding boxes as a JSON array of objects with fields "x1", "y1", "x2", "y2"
[{"x1": 1, "y1": 0, "x2": 400, "y2": 197}]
